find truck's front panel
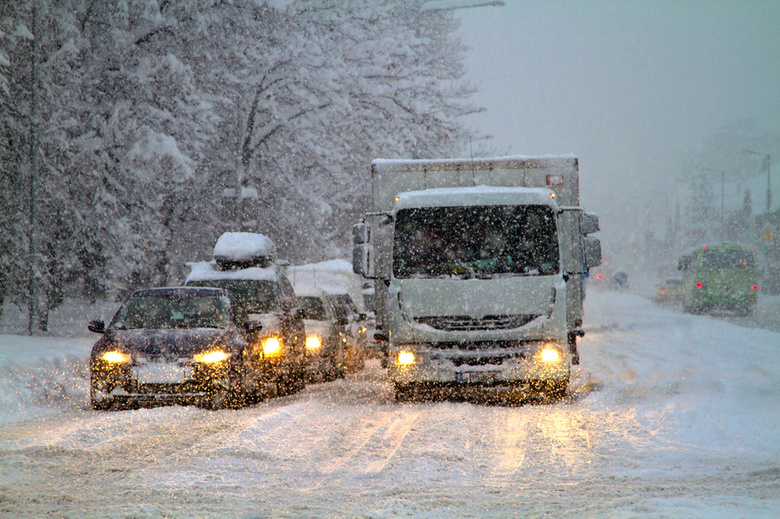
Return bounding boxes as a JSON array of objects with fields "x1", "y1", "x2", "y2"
[{"x1": 384, "y1": 190, "x2": 570, "y2": 389}]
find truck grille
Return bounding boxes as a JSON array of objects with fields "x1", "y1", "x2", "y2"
[{"x1": 415, "y1": 314, "x2": 540, "y2": 331}]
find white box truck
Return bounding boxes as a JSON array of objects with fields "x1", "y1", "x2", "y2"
[{"x1": 352, "y1": 155, "x2": 601, "y2": 401}]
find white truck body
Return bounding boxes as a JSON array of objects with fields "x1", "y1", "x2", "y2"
[{"x1": 353, "y1": 156, "x2": 600, "y2": 400}]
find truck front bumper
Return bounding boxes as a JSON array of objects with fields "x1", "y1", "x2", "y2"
[{"x1": 386, "y1": 341, "x2": 570, "y2": 386}]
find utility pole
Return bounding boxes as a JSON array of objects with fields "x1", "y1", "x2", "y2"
[
  {"x1": 743, "y1": 149, "x2": 772, "y2": 214},
  {"x1": 27, "y1": 0, "x2": 41, "y2": 335}
]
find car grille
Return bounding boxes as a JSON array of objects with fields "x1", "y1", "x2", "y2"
[{"x1": 415, "y1": 314, "x2": 540, "y2": 331}]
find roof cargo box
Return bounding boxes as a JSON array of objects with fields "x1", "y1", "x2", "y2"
[{"x1": 213, "y1": 232, "x2": 276, "y2": 270}]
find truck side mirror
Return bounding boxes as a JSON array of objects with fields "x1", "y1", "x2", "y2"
[
  {"x1": 353, "y1": 243, "x2": 372, "y2": 277},
  {"x1": 353, "y1": 223, "x2": 370, "y2": 244},
  {"x1": 583, "y1": 237, "x2": 602, "y2": 269},
  {"x1": 582, "y1": 212, "x2": 600, "y2": 235}
]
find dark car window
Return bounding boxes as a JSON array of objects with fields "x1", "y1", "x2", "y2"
[
  {"x1": 297, "y1": 296, "x2": 328, "y2": 320},
  {"x1": 187, "y1": 279, "x2": 278, "y2": 313},
  {"x1": 112, "y1": 295, "x2": 230, "y2": 330}
]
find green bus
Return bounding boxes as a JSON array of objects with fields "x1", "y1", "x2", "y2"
[{"x1": 678, "y1": 243, "x2": 758, "y2": 315}]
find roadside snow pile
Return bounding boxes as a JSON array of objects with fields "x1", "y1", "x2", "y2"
[{"x1": 0, "y1": 335, "x2": 93, "y2": 423}]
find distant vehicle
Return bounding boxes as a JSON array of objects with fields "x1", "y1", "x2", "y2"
[
  {"x1": 655, "y1": 278, "x2": 683, "y2": 304},
  {"x1": 88, "y1": 287, "x2": 264, "y2": 410},
  {"x1": 185, "y1": 232, "x2": 307, "y2": 396},
  {"x1": 611, "y1": 271, "x2": 629, "y2": 289},
  {"x1": 678, "y1": 243, "x2": 758, "y2": 315},
  {"x1": 296, "y1": 294, "x2": 349, "y2": 381},
  {"x1": 324, "y1": 293, "x2": 368, "y2": 372}
]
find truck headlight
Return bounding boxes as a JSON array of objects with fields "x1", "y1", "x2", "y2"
[
  {"x1": 194, "y1": 350, "x2": 229, "y2": 363},
  {"x1": 306, "y1": 336, "x2": 322, "y2": 350},
  {"x1": 263, "y1": 337, "x2": 282, "y2": 356},
  {"x1": 540, "y1": 348, "x2": 561, "y2": 362},
  {"x1": 398, "y1": 351, "x2": 415, "y2": 365}
]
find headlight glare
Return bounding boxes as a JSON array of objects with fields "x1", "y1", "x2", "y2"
[
  {"x1": 398, "y1": 351, "x2": 415, "y2": 365},
  {"x1": 263, "y1": 337, "x2": 282, "y2": 356},
  {"x1": 101, "y1": 351, "x2": 130, "y2": 363},
  {"x1": 306, "y1": 336, "x2": 322, "y2": 349},
  {"x1": 541, "y1": 348, "x2": 561, "y2": 362},
  {"x1": 194, "y1": 350, "x2": 229, "y2": 363}
]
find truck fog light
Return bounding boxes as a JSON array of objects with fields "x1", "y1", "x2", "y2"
[
  {"x1": 541, "y1": 348, "x2": 560, "y2": 362},
  {"x1": 194, "y1": 351, "x2": 229, "y2": 363},
  {"x1": 306, "y1": 336, "x2": 322, "y2": 350},
  {"x1": 398, "y1": 351, "x2": 415, "y2": 365}
]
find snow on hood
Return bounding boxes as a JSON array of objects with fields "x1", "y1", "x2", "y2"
[{"x1": 213, "y1": 232, "x2": 276, "y2": 262}]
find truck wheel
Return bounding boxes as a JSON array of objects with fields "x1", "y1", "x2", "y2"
[{"x1": 543, "y1": 378, "x2": 569, "y2": 400}]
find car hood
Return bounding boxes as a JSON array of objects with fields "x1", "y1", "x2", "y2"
[{"x1": 99, "y1": 328, "x2": 236, "y2": 359}]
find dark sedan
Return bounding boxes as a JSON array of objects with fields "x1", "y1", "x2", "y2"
[{"x1": 88, "y1": 287, "x2": 263, "y2": 410}]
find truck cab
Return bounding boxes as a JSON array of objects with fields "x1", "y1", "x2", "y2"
[{"x1": 353, "y1": 156, "x2": 601, "y2": 401}]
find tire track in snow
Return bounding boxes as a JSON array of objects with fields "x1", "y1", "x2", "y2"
[
  {"x1": 360, "y1": 409, "x2": 420, "y2": 475},
  {"x1": 317, "y1": 409, "x2": 396, "y2": 475}
]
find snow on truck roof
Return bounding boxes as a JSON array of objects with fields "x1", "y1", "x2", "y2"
[{"x1": 394, "y1": 185, "x2": 558, "y2": 210}]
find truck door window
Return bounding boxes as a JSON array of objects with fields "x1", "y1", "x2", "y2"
[{"x1": 393, "y1": 205, "x2": 559, "y2": 279}]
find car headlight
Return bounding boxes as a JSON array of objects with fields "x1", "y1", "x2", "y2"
[
  {"x1": 398, "y1": 351, "x2": 415, "y2": 365},
  {"x1": 540, "y1": 348, "x2": 561, "y2": 362},
  {"x1": 194, "y1": 350, "x2": 230, "y2": 363},
  {"x1": 305, "y1": 336, "x2": 322, "y2": 350},
  {"x1": 263, "y1": 337, "x2": 282, "y2": 356},
  {"x1": 101, "y1": 351, "x2": 131, "y2": 363}
]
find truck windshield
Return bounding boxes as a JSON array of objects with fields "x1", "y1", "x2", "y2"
[{"x1": 393, "y1": 205, "x2": 559, "y2": 279}]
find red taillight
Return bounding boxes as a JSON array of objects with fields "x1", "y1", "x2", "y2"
[
  {"x1": 752, "y1": 285, "x2": 758, "y2": 290},
  {"x1": 696, "y1": 282, "x2": 703, "y2": 288},
  {"x1": 597, "y1": 274, "x2": 603, "y2": 279},
  {"x1": 660, "y1": 290, "x2": 666, "y2": 294}
]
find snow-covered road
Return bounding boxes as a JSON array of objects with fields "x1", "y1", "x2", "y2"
[{"x1": 1, "y1": 290, "x2": 778, "y2": 518}]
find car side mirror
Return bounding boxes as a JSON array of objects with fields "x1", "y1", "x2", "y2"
[
  {"x1": 88, "y1": 320, "x2": 106, "y2": 334},
  {"x1": 336, "y1": 316, "x2": 349, "y2": 326},
  {"x1": 245, "y1": 321, "x2": 263, "y2": 333},
  {"x1": 358, "y1": 312, "x2": 367, "y2": 321}
]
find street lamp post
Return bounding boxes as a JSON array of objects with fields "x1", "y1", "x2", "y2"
[{"x1": 743, "y1": 149, "x2": 771, "y2": 214}]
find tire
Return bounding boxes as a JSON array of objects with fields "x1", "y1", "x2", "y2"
[
  {"x1": 539, "y1": 378, "x2": 568, "y2": 400},
  {"x1": 90, "y1": 385, "x2": 114, "y2": 411},
  {"x1": 277, "y1": 369, "x2": 306, "y2": 396},
  {"x1": 90, "y1": 373, "x2": 114, "y2": 411},
  {"x1": 395, "y1": 384, "x2": 417, "y2": 403}
]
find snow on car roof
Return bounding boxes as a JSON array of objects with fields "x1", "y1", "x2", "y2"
[
  {"x1": 185, "y1": 261, "x2": 278, "y2": 282},
  {"x1": 213, "y1": 232, "x2": 276, "y2": 261}
]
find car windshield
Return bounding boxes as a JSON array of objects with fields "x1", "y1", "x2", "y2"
[
  {"x1": 393, "y1": 205, "x2": 559, "y2": 279},
  {"x1": 187, "y1": 279, "x2": 277, "y2": 313},
  {"x1": 703, "y1": 249, "x2": 755, "y2": 269},
  {"x1": 297, "y1": 296, "x2": 328, "y2": 320},
  {"x1": 112, "y1": 294, "x2": 230, "y2": 330}
]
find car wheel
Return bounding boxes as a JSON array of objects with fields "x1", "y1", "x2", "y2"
[
  {"x1": 277, "y1": 369, "x2": 306, "y2": 396},
  {"x1": 90, "y1": 374, "x2": 115, "y2": 411},
  {"x1": 395, "y1": 383, "x2": 417, "y2": 403}
]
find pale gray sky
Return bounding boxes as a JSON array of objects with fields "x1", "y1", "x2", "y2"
[{"x1": 456, "y1": 0, "x2": 780, "y2": 255}]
